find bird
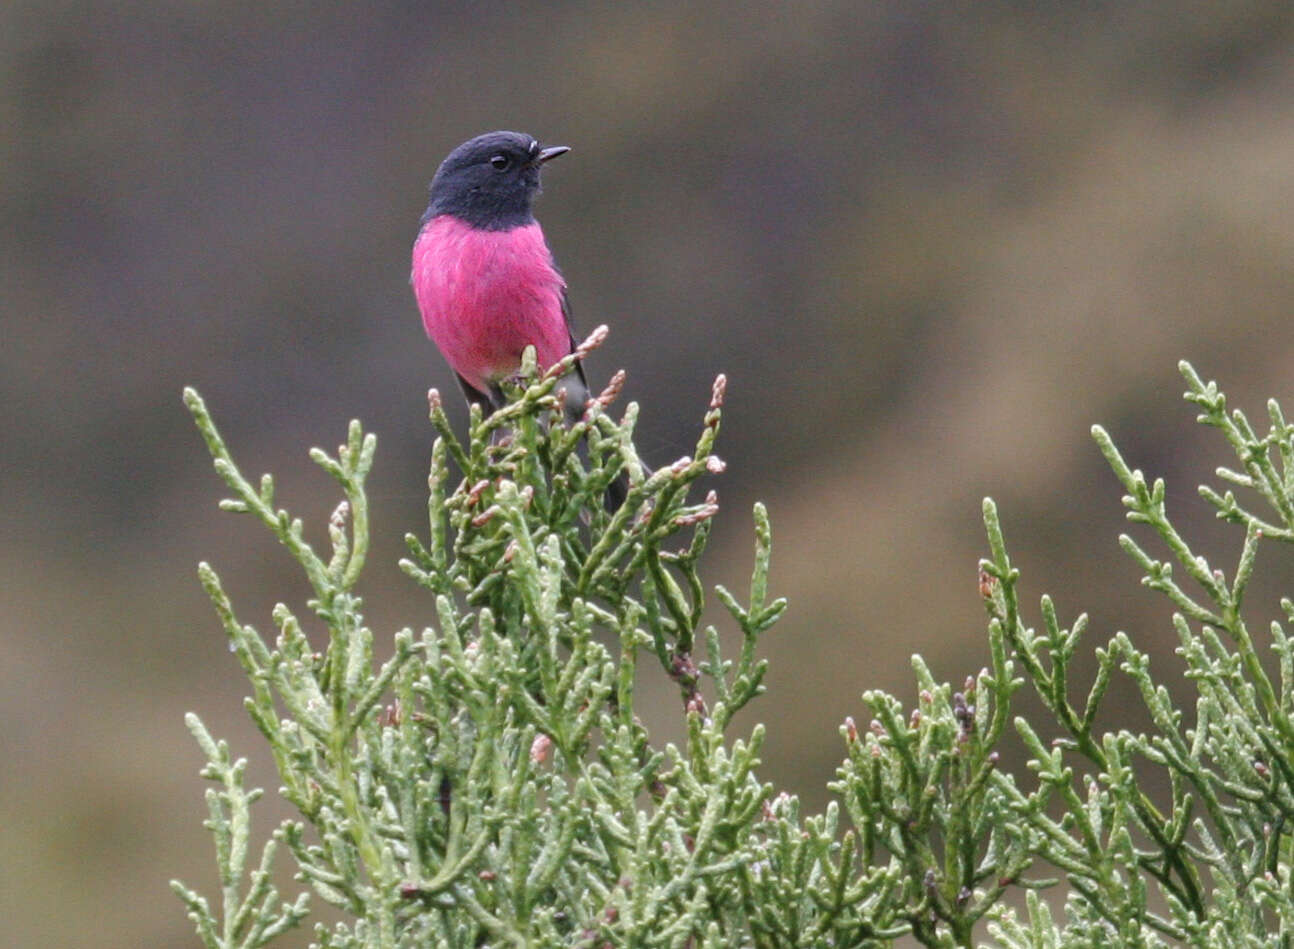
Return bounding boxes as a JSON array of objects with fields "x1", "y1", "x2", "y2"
[{"x1": 411, "y1": 130, "x2": 628, "y2": 506}]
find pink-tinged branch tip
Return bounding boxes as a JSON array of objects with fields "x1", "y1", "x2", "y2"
[
  {"x1": 543, "y1": 325, "x2": 609, "y2": 381},
  {"x1": 686, "y1": 693, "x2": 709, "y2": 718},
  {"x1": 549, "y1": 325, "x2": 611, "y2": 381},
  {"x1": 576, "y1": 324, "x2": 610, "y2": 358},
  {"x1": 591, "y1": 369, "x2": 626, "y2": 411},
  {"x1": 467, "y1": 479, "x2": 491, "y2": 505},
  {"x1": 471, "y1": 505, "x2": 499, "y2": 527},
  {"x1": 428, "y1": 389, "x2": 442, "y2": 412},
  {"x1": 710, "y1": 374, "x2": 727, "y2": 410},
  {"x1": 673, "y1": 502, "x2": 719, "y2": 528}
]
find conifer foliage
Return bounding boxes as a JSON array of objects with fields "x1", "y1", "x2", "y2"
[{"x1": 174, "y1": 350, "x2": 1294, "y2": 946}]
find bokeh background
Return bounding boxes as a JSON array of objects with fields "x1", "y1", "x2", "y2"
[{"x1": 8, "y1": 2, "x2": 1294, "y2": 944}]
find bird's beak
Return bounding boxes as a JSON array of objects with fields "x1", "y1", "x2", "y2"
[{"x1": 535, "y1": 145, "x2": 570, "y2": 165}]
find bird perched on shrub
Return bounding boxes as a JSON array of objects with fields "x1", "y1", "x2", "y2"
[{"x1": 411, "y1": 130, "x2": 629, "y2": 506}]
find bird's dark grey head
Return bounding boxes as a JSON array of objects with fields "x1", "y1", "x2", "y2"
[{"x1": 423, "y1": 131, "x2": 570, "y2": 230}]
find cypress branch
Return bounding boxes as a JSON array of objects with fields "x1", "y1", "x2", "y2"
[{"x1": 174, "y1": 354, "x2": 1294, "y2": 946}]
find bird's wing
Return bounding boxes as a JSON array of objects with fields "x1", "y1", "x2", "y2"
[
  {"x1": 455, "y1": 373, "x2": 499, "y2": 414},
  {"x1": 560, "y1": 288, "x2": 591, "y2": 390}
]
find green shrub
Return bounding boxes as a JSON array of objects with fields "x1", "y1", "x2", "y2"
[{"x1": 172, "y1": 352, "x2": 1294, "y2": 947}]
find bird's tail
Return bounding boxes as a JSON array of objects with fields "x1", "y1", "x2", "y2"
[
  {"x1": 558, "y1": 371, "x2": 644, "y2": 512},
  {"x1": 603, "y1": 467, "x2": 631, "y2": 512}
]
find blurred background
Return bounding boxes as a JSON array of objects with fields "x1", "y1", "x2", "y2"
[{"x1": 7, "y1": 1, "x2": 1294, "y2": 944}]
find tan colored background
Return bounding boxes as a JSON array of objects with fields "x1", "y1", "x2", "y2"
[{"x1": 7, "y1": 3, "x2": 1294, "y2": 944}]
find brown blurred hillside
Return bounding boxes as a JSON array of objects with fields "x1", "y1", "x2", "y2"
[{"x1": 7, "y1": 2, "x2": 1294, "y2": 945}]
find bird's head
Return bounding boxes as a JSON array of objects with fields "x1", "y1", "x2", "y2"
[{"x1": 425, "y1": 131, "x2": 570, "y2": 230}]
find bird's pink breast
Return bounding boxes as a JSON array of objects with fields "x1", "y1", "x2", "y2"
[{"x1": 411, "y1": 216, "x2": 569, "y2": 393}]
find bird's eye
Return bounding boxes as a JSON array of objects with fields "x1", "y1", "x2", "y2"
[{"x1": 490, "y1": 154, "x2": 510, "y2": 170}]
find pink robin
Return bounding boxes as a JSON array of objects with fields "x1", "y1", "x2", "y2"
[{"x1": 411, "y1": 130, "x2": 629, "y2": 506}]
